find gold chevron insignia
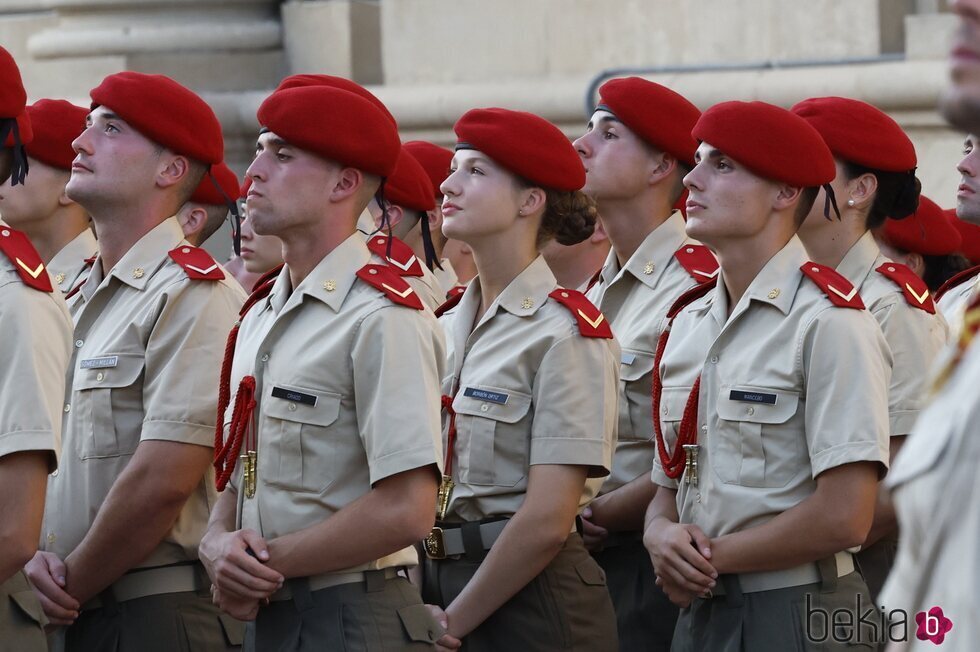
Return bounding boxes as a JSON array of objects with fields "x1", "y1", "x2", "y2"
[
  {"x1": 186, "y1": 263, "x2": 218, "y2": 275},
  {"x1": 905, "y1": 283, "x2": 930, "y2": 305},
  {"x1": 693, "y1": 268, "x2": 720, "y2": 278},
  {"x1": 381, "y1": 283, "x2": 414, "y2": 298},
  {"x1": 577, "y1": 309, "x2": 605, "y2": 329},
  {"x1": 15, "y1": 258, "x2": 44, "y2": 278},
  {"x1": 827, "y1": 284, "x2": 857, "y2": 302}
]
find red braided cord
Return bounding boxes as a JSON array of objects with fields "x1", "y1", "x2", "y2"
[
  {"x1": 216, "y1": 375, "x2": 256, "y2": 491},
  {"x1": 441, "y1": 394, "x2": 457, "y2": 476}
]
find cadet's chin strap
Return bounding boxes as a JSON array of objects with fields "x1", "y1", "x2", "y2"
[
  {"x1": 822, "y1": 183, "x2": 841, "y2": 221},
  {"x1": 206, "y1": 166, "x2": 242, "y2": 255},
  {"x1": 0, "y1": 119, "x2": 29, "y2": 186}
]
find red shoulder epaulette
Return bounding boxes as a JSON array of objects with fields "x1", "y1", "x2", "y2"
[
  {"x1": 800, "y1": 262, "x2": 865, "y2": 309},
  {"x1": 367, "y1": 234, "x2": 424, "y2": 277},
  {"x1": 435, "y1": 286, "x2": 465, "y2": 318},
  {"x1": 0, "y1": 226, "x2": 53, "y2": 292},
  {"x1": 356, "y1": 263, "x2": 424, "y2": 310},
  {"x1": 876, "y1": 263, "x2": 936, "y2": 314},
  {"x1": 168, "y1": 245, "x2": 225, "y2": 281},
  {"x1": 935, "y1": 264, "x2": 980, "y2": 303},
  {"x1": 548, "y1": 288, "x2": 613, "y2": 338},
  {"x1": 673, "y1": 245, "x2": 719, "y2": 284}
]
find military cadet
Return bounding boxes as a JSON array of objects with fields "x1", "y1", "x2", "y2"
[
  {"x1": 0, "y1": 45, "x2": 74, "y2": 652},
  {"x1": 880, "y1": 2, "x2": 980, "y2": 648},
  {"x1": 442, "y1": 238, "x2": 477, "y2": 288},
  {"x1": 234, "y1": 178, "x2": 284, "y2": 291},
  {"x1": 644, "y1": 101, "x2": 891, "y2": 650},
  {"x1": 403, "y1": 140, "x2": 458, "y2": 292},
  {"x1": 790, "y1": 97, "x2": 949, "y2": 601},
  {"x1": 540, "y1": 219, "x2": 610, "y2": 291},
  {"x1": 936, "y1": 134, "x2": 980, "y2": 325},
  {"x1": 200, "y1": 83, "x2": 446, "y2": 651},
  {"x1": 421, "y1": 107, "x2": 619, "y2": 652},
  {"x1": 365, "y1": 147, "x2": 445, "y2": 310},
  {"x1": 875, "y1": 196, "x2": 967, "y2": 291},
  {"x1": 177, "y1": 160, "x2": 240, "y2": 248},
  {"x1": 24, "y1": 72, "x2": 247, "y2": 651},
  {"x1": 0, "y1": 99, "x2": 97, "y2": 296},
  {"x1": 572, "y1": 77, "x2": 709, "y2": 651}
]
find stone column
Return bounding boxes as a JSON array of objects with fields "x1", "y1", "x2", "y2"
[{"x1": 26, "y1": 0, "x2": 284, "y2": 98}]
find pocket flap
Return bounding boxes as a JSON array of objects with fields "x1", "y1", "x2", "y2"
[
  {"x1": 218, "y1": 612, "x2": 246, "y2": 646},
  {"x1": 574, "y1": 559, "x2": 607, "y2": 586},
  {"x1": 717, "y1": 386, "x2": 799, "y2": 424},
  {"x1": 453, "y1": 386, "x2": 532, "y2": 423},
  {"x1": 74, "y1": 353, "x2": 144, "y2": 390},
  {"x1": 660, "y1": 386, "x2": 694, "y2": 422},
  {"x1": 397, "y1": 603, "x2": 444, "y2": 643},
  {"x1": 264, "y1": 385, "x2": 342, "y2": 426},
  {"x1": 10, "y1": 590, "x2": 46, "y2": 626},
  {"x1": 620, "y1": 349, "x2": 655, "y2": 383}
]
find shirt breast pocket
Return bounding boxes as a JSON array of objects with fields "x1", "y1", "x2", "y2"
[
  {"x1": 453, "y1": 387, "x2": 532, "y2": 487},
  {"x1": 715, "y1": 386, "x2": 802, "y2": 488},
  {"x1": 262, "y1": 386, "x2": 342, "y2": 494},
  {"x1": 74, "y1": 353, "x2": 145, "y2": 459},
  {"x1": 619, "y1": 350, "x2": 655, "y2": 441}
]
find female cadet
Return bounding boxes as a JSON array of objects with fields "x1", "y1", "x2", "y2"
[
  {"x1": 791, "y1": 97, "x2": 950, "y2": 601},
  {"x1": 421, "y1": 108, "x2": 619, "y2": 651}
]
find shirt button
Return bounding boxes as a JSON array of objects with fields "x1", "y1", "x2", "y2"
[
  {"x1": 47, "y1": 533, "x2": 56, "y2": 544},
  {"x1": 480, "y1": 404, "x2": 489, "y2": 412},
  {"x1": 261, "y1": 354, "x2": 270, "y2": 362},
  {"x1": 96, "y1": 372, "x2": 104, "y2": 381},
  {"x1": 74, "y1": 339, "x2": 84, "y2": 348},
  {"x1": 663, "y1": 406, "x2": 669, "y2": 415},
  {"x1": 287, "y1": 403, "x2": 297, "y2": 411},
  {"x1": 710, "y1": 355, "x2": 719, "y2": 364},
  {"x1": 747, "y1": 407, "x2": 755, "y2": 415},
  {"x1": 51, "y1": 469, "x2": 59, "y2": 477},
  {"x1": 701, "y1": 425, "x2": 707, "y2": 432},
  {"x1": 63, "y1": 404, "x2": 71, "y2": 413}
]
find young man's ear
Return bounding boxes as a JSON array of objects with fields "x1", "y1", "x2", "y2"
[{"x1": 177, "y1": 204, "x2": 208, "y2": 243}]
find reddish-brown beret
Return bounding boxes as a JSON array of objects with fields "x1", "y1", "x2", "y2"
[
  {"x1": 24, "y1": 99, "x2": 87, "y2": 170},
  {"x1": 386, "y1": 148, "x2": 436, "y2": 212},
  {"x1": 0, "y1": 46, "x2": 31, "y2": 146},
  {"x1": 596, "y1": 77, "x2": 701, "y2": 167},
  {"x1": 190, "y1": 161, "x2": 240, "y2": 206},
  {"x1": 403, "y1": 140, "x2": 453, "y2": 198},
  {"x1": 693, "y1": 101, "x2": 836, "y2": 187},
  {"x1": 791, "y1": 97, "x2": 916, "y2": 172},
  {"x1": 258, "y1": 86, "x2": 400, "y2": 177},
  {"x1": 454, "y1": 108, "x2": 585, "y2": 192},
  {"x1": 880, "y1": 197, "x2": 961, "y2": 256},
  {"x1": 90, "y1": 72, "x2": 223, "y2": 165}
]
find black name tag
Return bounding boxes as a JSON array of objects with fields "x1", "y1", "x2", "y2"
[
  {"x1": 729, "y1": 390, "x2": 777, "y2": 405},
  {"x1": 463, "y1": 387, "x2": 509, "y2": 404},
  {"x1": 271, "y1": 386, "x2": 318, "y2": 407}
]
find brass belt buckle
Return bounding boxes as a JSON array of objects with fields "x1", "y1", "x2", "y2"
[{"x1": 423, "y1": 527, "x2": 446, "y2": 560}]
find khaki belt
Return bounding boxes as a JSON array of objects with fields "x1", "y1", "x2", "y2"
[
  {"x1": 270, "y1": 567, "x2": 401, "y2": 602},
  {"x1": 83, "y1": 563, "x2": 205, "y2": 611},
  {"x1": 706, "y1": 551, "x2": 855, "y2": 597},
  {"x1": 423, "y1": 519, "x2": 510, "y2": 560}
]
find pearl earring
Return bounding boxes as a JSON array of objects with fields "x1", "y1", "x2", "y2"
[
  {"x1": 847, "y1": 199, "x2": 855, "y2": 207},
  {"x1": 518, "y1": 210, "x2": 525, "y2": 216}
]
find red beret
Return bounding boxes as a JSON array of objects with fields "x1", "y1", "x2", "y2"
[
  {"x1": 275, "y1": 74, "x2": 396, "y2": 126},
  {"x1": 190, "y1": 161, "x2": 240, "y2": 206},
  {"x1": 950, "y1": 209, "x2": 980, "y2": 264},
  {"x1": 24, "y1": 100, "x2": 87, "y2": 170},
  {"x1": 258, "y1": 86, "x2": 400, "y2": 177},
  {"x1": 596, "y1": 77, "x2": 701, "y2": 167},
  {"x1": 454, "y1": 108, "x2": 585, "y2": 192},
  {"x1": 791, "y1": 97, "x2": 915, "y2": 172},
  {"x1": 90, "y1": 72, "x2": 223, "y2": 165},
  {"x1": 0, "y1": 46, "x2": 31, "y2": 147},
  {"x1": 880, "y1": 197, "x2": 961, "y2": 256},
  {"x1": 386, "y1": 148, "x2": 436, "y2": 212},
  {"x1": 693, "y1": 101, "x2": 835, "y2": 187},
  {"x1": 403, "y1": 140, "x2": 452, "y2": 197}
]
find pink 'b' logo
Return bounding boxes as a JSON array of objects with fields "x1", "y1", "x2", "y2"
[{"x1": 915, "y1": 606, "x2": 953, "y2": 645}]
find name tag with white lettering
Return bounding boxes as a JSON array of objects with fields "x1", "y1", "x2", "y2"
[
  {"x1": 80, "y1": 356, "x2": 118, "y2": 369},
  {"x1": 463, "y1": 387, "x2": 509, "y2": 404},
  {"x1": 271, "y1": 386, "x2": 318, "y2": 407},
  {"x1": 729, "y1": 390, "x2": 777, "y2": 405}
]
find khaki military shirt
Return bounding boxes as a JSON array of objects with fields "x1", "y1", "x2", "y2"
[
  {"x1": 439, "y1": 255, "x2": 619, "y2": 522},
  {"x1": 42, "y1": 217, "x2": 245, "y2": 566},
  {"x1": 836, "y1": 232, "x2": 948, "y2": 437},
  {"x1": 0, "y1": 222, "x2": 72, "y2": 468},
  {"x1": 48, "y1": 228, "x2": 97, "y2": 296},
  {"x1": 879, "y1": 334, "x2": 980, "y2": 650},
  {"x1": 936, "y1": 273, "x2": 979, "y2": 342},
  {"x1": 432, "y1": 258, "x2": 459, "y2": 298},
  {"x1": 587, "y1": 210, "x2": 711, "y2": 494},
  {"x1": 228, "y1": 233, "x2": 445, "y2": 573},
  {"x1": 653, "y1": 237, "x2": 890, "y2": 539}
]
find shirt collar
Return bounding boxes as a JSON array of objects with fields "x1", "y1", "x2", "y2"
[
  {"x1": 269, "y1": 233, "x2": 370, "y2": 315},
  {"x1": 836, "y1": 231, "x2": 882, "y2": 290},
  {"x1": 601, "y1": 210, "x2": 690, "y2": 290},
  {"x1": 49, "y1": 229, "x2": 98, "y2": 277},
  {"x1": 99, "y1": 216, "x2": 185, "y2": 292}
]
